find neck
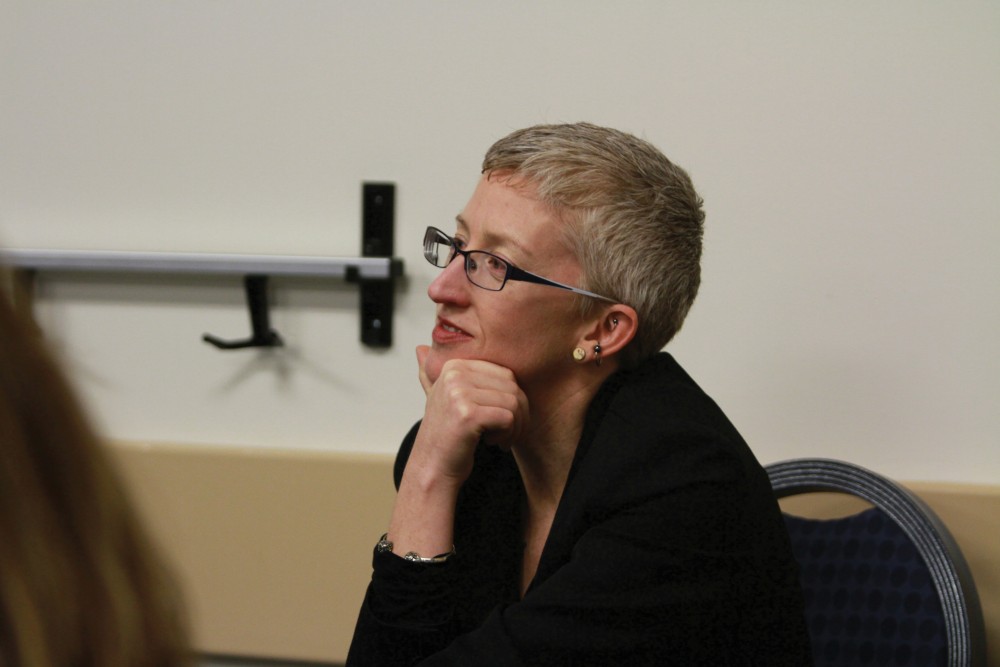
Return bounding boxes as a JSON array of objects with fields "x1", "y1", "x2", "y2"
[
  {"x1": 512, "y1": 366, "x2": 614, "y2": 598},
  {"x1": 513, "y1": 430, "x2": 578, "y2": 511},
  {"x1": 512, "y1": 368, "x2": 609, "y2": 510},
  {"x1": 513, "y1": 373, "x2": 603, "y2": 598}
]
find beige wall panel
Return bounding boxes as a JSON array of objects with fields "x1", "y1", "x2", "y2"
[
  {"x1": 113, "y1": 442, "x2": 396, "y2": 663},
  {"x1": 114, "y1": 444, "x2": 998, "y2": 664}
]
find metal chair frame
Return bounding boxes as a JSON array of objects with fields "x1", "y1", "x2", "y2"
[{"x1": 765, "y1": 458, "x2": 986, "y2": 667}]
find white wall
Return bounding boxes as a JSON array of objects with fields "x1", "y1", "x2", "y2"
[{"x1": 1, "y1": 1, "x2": 997, "y2": 484}]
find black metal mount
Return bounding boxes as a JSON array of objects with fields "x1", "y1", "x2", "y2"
[{"x1": 202, "y1": 275, "x2": 283, "y2": 350}]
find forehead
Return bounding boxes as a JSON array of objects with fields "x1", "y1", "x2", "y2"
[{"x1": 457, "y1": 175, "x2": 573, "y2": 264}]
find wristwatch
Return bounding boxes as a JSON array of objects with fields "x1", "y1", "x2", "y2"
[{"x1": 376, "y1": 533, "x2": 455, "y2": 564}]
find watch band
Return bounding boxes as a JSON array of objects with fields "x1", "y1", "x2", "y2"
[{"x1": 376, "y1": 533, "x2": 455, "y2": 564}]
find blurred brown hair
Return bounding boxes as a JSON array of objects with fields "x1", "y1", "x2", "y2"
[{"x1": 0, "y1": 281, "x2": 191, "y2": 667}]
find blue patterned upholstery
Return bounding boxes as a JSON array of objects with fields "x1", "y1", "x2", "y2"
[
  {"x1": 784, "y1": 508, "x2": 947, "y2": 665},
  {"x1": 766, "y1": 459, "x2": 985, "y2": 667}
]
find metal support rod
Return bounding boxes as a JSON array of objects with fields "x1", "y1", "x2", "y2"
[{"x1": 0, "y1": 249, "x2": 401, "y2": 280}]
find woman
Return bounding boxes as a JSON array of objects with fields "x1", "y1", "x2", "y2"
[
  {"x1": 347, "y1": 123, "x2": 812, "y2": 665},
  {"x1": 0, "y1": 282, "x2": 191, "y2": 667}
]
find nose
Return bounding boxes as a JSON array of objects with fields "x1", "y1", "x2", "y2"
[{"x1": 427, "y1": 253, "x2": 471, "y2": 305}]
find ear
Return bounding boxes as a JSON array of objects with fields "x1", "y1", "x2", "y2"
[{"x1": 576, "y1": 304, "x2": 638, "y2": 365}]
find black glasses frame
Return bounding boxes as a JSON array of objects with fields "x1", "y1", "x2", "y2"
[{"x1": 423, "y1": 226, "x2": 617, "y2": 303}]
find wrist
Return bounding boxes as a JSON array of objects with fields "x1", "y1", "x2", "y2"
[
  {"x1": 387, "y1": 470, "x2": 460, "y2": 560},
  {"x1": 410, "y1": 423, "x2": 477, "y2": 487},
  {"x1": 376, "y1": 533, "x2": 455, "y2": 564},
  {"x1": 401, "y1": 446, "x2": 468, "y2": 499}
]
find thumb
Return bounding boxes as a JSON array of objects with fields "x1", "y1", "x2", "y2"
[{"x1": 415, "y1": 345, "x2": 433, "y2": 394}]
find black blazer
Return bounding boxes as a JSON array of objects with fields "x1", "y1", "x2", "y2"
[{"x1": 348, "y1": 353, "x2": 813, "y2": 666}]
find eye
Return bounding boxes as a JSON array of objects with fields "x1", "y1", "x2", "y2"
[
  {"x1": 484, "y1": 254, "x2": 508, "y2": 276},
  {"x1": 452, "y1": 234, "x2": 468, "y2": 250}
]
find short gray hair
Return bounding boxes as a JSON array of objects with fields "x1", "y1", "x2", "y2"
[{"x1": 482, "y1": 122, "x2": 704, "y2": 368}]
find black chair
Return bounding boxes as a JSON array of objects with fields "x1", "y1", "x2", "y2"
[{"x1": 765, "y1": 458, "x2": 986, "y2": 667}]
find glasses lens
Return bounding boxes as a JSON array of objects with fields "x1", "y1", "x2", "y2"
[
  {"x1": 466, "y1": 251, "x2": 508, "y2": 291},
  {"x1": 423, "y1": 228, "x2": 453, "y2": 268}
]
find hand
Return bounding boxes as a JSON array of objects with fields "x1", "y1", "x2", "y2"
[{"x1": 412, "y1": 345, "x2": 529, "y2": 486}]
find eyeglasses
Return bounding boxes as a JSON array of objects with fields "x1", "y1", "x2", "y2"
[{"x1": 422, "y1": 226, "x2": 617, "y2": 303}]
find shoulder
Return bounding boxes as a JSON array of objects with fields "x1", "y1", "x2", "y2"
[
  {"x1": 596, "y1": 353, "x2": 746, "y2": 457},
  {"x1": 609, "y1": 353, "x2": 738, "y2": 435},
  {"x1": 570, "y1": 353, "x2": 759, "y2": 504}
]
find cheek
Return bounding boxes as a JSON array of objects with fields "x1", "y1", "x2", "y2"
[{"x1": 498, "y1": 306, "x2": 579, "y2": 365}]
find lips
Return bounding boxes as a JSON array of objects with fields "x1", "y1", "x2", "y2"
[{"x1": 432, "y1": 317, "x2": 472, "y2": 344}]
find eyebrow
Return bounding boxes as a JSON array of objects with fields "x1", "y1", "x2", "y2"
[{"x1": 454, "y1": 214, "x2": 533, "y2": 262}]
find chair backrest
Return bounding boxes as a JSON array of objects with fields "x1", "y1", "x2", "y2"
[{"x1": 765, "y1": 458, "x2": 986, "y2": 667}]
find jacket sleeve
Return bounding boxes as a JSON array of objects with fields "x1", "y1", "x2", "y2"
[
  {"x1": 346, "y1": 422, "x2": 452, "y2": 666},
  {"x1": 345, "y1": 548, "x2": 459, "y2": 666},
  {"x1": 345, "y1": 423, "x2": 523, "y2": 666}
]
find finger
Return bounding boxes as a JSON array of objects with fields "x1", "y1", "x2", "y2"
[
  {"x1": 490, "y1": 386, "x2": 529, "y2": 447},
  {"x1": 447, "y1": 386, "x2": 528, "y2": 446},
  {"x1": 435, "y1": 359, "x2": 520, "y2": 393},
  {"x1": 434, "y1": 363, "x2": 526, "y2": 423}
]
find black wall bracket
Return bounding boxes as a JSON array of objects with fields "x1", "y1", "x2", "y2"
[{"x1": 357, "y1": 182, "x2": 397, "y2": 348}]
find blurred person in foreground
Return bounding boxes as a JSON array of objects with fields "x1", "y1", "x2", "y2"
[
  {"x1": 346, "y1": 122, "x2": 812, "y2": 665},
  {"x1": 0, "y1": 281, "x2": 191, "y2": 667}
]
